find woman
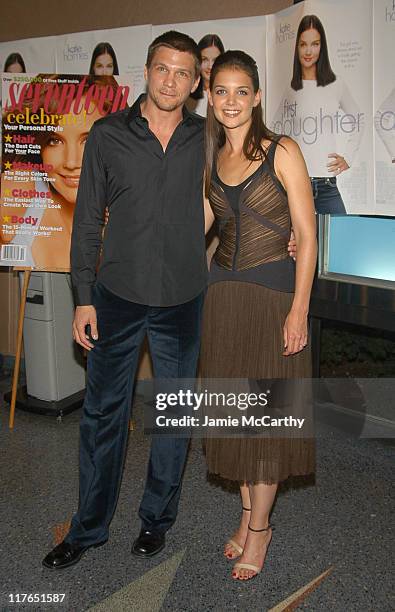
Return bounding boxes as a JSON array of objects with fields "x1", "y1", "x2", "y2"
[
  {"x1": 89, "y1": 42, "x2": 119, "y2": 76},
  {"x1": 272, "y1": 15, "x2": 363, "y2": 214},
  {"x1": 187, "y1": 34, "x2": 224, "y2": 116},
  {"x1": 0, "y1": 75, "x2": 122, "y2": 269},
  {"x1": 201, "y1": 50, "x2": 317, "y2": 581},
  {"x1": 3, "y1": 52, "x2": 26, "y2": 73}
]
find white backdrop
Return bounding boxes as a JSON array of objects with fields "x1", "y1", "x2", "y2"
[{"x1": 1, "y1": 3, "x2": 394, "y2": 215}]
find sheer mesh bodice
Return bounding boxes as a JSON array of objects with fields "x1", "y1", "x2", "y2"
[{"x1": 209, "y1": 140, "x2": 295, "y2": 292}]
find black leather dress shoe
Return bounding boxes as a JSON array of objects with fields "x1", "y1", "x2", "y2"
[
  {"x1": 42, "y1": 540, "x2": 104, "y2": 570},
  {"x1": 131, "y1": 529, "x2": 165, "y2": 558}
]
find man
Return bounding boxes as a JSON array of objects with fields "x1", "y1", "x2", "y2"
[{"x1": 42, "y1": 31, "x2": 206, "y2": 570}]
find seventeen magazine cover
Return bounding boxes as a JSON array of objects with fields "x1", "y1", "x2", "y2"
[{"x1": 0, "y1": 73, "x2": 133, "y2": 270}]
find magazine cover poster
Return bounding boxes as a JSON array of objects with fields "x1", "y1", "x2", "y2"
[
  {"x1": 374, "y1": 0, "x2": 395, "y2": 215},
  {"x1": 0, "y1": 73, "x2": 133, "y2": 271},
  {"x1": 266, "y1": 0, "x2": 373, "y2": 215},
  {"x1": 55, "y1": 25, "x2": 152, "y2": 99},
  {"x1": 153, "y1": 16, "x2": 266, "y2": 118}
]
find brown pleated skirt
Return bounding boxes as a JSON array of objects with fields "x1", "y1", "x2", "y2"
[{"x1": 199, "y1": 281, "x2": 315, "y2": 484}]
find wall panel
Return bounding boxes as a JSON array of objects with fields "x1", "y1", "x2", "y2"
[{"x1": 1, "y1": 1, "x2": 291, "y2": 41}]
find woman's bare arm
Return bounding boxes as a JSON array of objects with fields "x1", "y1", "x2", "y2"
[{"x1": 275, "y1": 137, "x2": 317, "y2": 355}]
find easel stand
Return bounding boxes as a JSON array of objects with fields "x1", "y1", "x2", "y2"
[{"x1": 9, "y1": 268, "x2": 31, "y2": 429}]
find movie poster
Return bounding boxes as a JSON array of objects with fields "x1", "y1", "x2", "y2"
[
  {"x1": 0, "y1": 73, "x2": 133, "y2": 271},
  {"x1": 153, "y1": 16, "x2": 266, "y2": 118},
  {"x1": 0, "y1": 36, "x2": 57, "y2": 75},
  {"x1": 266, "y1": 0, "x2": 374, "y2": 215},
  {"x1": 54, "y1": 25, "x2": 152, "y2": 99},
  {"x1": 374, "y1": 0, "x2": 395, "y2": 214}
]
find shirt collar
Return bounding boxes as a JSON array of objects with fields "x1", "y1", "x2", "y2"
[{"x1": 127, "y1": 93, "x2": 202, "y2": 126}]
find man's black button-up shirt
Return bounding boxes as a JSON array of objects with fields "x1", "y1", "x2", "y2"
[{"x1": 70, "y1": 94, "x2": 207, "y2": 307}]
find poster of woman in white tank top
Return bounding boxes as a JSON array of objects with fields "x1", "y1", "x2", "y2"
[{"x1": 266, "y1": 0, "x2": 374, "y2": 216}]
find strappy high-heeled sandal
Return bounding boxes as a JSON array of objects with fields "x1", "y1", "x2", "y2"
[
  {"x1": 232, "y1": 524, "x2": 273, "y2": 580},
  {"x1": 224, "y1": 507, "x2": 251, "y2": 560}
]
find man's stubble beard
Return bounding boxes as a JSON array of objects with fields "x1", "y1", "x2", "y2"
[{"x1": 148, "y1": 87, "x2": 188, "y2": 113}]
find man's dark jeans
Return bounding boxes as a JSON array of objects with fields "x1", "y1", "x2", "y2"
[{"x1": 65, "y1": 282, "x2": 204, "y2": 547}]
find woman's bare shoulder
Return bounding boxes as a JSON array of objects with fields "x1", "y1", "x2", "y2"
[
  {"x1": 270, "y1": 136, "x2": 307, "y2": 181},
  {"x1": 275, "y1": 135, "x2": 301, "y2": 156}
]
